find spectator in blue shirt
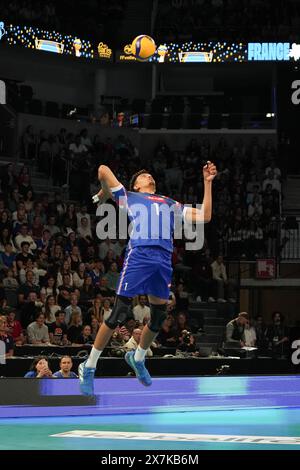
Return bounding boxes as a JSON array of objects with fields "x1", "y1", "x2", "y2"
[
  {"x1": 53, "y1": 356, "x2": 78, "y2": 378},
  {"x1": 24, "y1": 356, "x2": 53, "y2": 378}
]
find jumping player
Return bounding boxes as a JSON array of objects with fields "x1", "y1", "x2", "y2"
[{"x1": 79, "y1": 162, "x2": 217, "y2": 395}]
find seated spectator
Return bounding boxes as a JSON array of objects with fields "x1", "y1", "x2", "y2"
[
  {"x1": 262, "y1": 171, "x2": 281, "y2": 192},
  {"x1": 177, "y1": 329, "x2": 197, "y2": 355},
  {"x1": 14, "y1": 224, "x2": 37, "y2": 253},
  {"x1": 44, "y1": 215, "x2": 61, "y2": 238},
  {"x1": 77, "y1": 217, "x2": 92, "y2": 243},
  {"x1": 211, "y1": 255, "x2": 237, "y2": 303},
  {"x1": 265, "y1": 311, "x2": 290, "y2": 358},
  {"x1": 174, "y1": 312, "x2": 191, "y2": 339},
  {"x1": 105, "y1": 262, "x2": 119, "y2": 292},
  {"x1": 24, "y1": 356, "x2": 53, "y2": 378},
  {"x1": 67, "y1": 311, "x2": 83, "y2": 344},
  {"x1": 101, "y1": 298, "x2": 112, "y2": 322},
  {"x1": 133, "y1": 295, "x2": 150, "y2": 325},
  {"x1": 53, "y1": 356, "x2": 78, "y2": 378},
  {"x1": 225, "y1": 312, "x2": 249, "y2": 347},
  {"x1": 20, "y1": 291, "x2": 43, "y2": 328},
  {"x1": 57, "y1": 260, "x2": 73, "y2": 287},
  {"x1": 89, "y1": 259, "x2": 105, "y2": 286},
  {"x1": 16, "y1": 242, "x2": 35, "y2": 271},
  {"x1": 48, "y1": 311, "x2": 68, "y2": 346},
  {"x1": 95, "y1": 276, "x2": 115, "y2": 302},
  {"x1": 64, "y1": 292, "x2": 82, "y2": 325},
  {"x1": 40, "y1": 276, "x2": 59, "y2": 297},
  {"x1": 175, "y1": 282, "x2": 189, "y2": 311},
  {"x1": 243, "y1": 318, "x2": 257, "y2": 347},
  {"x1": 36, "y1": 229, "x2": 52, "y2": 251},
  {"x1": 86, "y1": 297, "x2": 103, "y2": 324},
  {"x1": 2, "y1": 268, "x2": 19, "y2": 289},
  {"x1": 73, "y1": 262, "x2": 87, "y2": 289},
  {"x1": 31, "y1": 216, "x2": 44, "y2": 241},
  {"x1": 42, "y1": 294, "x2": 61, "y2": 324},
  {"x1": 90, "y1": 316, "x2": 100, "y2": 341},
  {"x1": 0, "y1": 242, "x2": 17, "y2": 273},
  {"x1": 76, "y1": 204, "x2": 91, "y2": 230},
  {"x1": 156, "y1": 314, "x2": 178, "y2": 347},
  {"x1": 69, "y1": 245, "x2": 82, "y2": 272},
  {"x1": 265, "y1": 160, "x2": 281, "y2": 179},
  {"x1": 255, "y1": 315, "x2": 268, "y2": 351},
  {"x1": 17, "y1": 270, "x2": 40, "y2": 304},
  {"x1": 124, "y1": 328, "x2": 153, "y2": 357},
  {"x1": 26, "y1": 312, "x2": 50, "y2": 345},
  {"x1": 79, "y1": 276, "x2": 95, "y2": 308},
  {"x1": 6, "y1": 309, "x2": 24, "y2": 345},
  {"x1": 0, "y1": 315, "x2": 14, "y2": 357},
  {"x1": 75, "y1": 324, "x2": 93, "y2": 345},
  {"x1": 19, "y1": 259, "x2": 46, "y2": 286}
]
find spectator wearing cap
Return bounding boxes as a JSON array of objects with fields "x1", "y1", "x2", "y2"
[
  {"x1": 225, "y1": 312, "x2": 249, "y2": 347},
  {"x1": 48, "y1": 311, "x2": 68, "y2": 345}
]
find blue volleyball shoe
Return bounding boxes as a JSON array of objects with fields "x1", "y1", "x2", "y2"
[
  {"x1": 78, "y1": 360, "x2": 96, "y2": 396},
  {"x1": 125, "y1": 351, "x2": 152, "y2": 387}
]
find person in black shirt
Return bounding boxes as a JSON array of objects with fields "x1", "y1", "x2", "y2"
[
  {"x1": 67, "y1": 311, "x2": 82, "y2": 344},
  {"x1": 16, "y1": 242, "x2": 35, "y2": 270},
  {"x1": 48, "y1": 311, "x2": 68, "y2": 345},
  {"x1": 265, "y1": 311, "x2": 290, "y2": 358}
]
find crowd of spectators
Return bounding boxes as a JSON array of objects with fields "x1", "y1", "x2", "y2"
[
  {"x1": 0, "y1": 0, "x2": 127, "y2": 45},
  {"x1": 0, "y1": 129, "x2": 286, "y2": 367},
  {"x1": 155, "y1": 0, "x2": 300, "y2": 43},
  {"x1": 149, "y1": 136, "x2": 282, "y2": 261},
  {"x1": 225, "y1": 310, "x2": 290, "y2": 358}
]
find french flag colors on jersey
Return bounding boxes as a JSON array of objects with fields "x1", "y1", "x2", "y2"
[{"x1": 111, "y1": 184, "x2": 187, "y2": 253}]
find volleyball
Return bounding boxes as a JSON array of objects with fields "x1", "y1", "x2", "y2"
[{"x1": 131, "y1": 35, "x2": 156, "y2": 61}]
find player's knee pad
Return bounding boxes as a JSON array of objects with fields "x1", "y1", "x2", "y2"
[
  {"x1": 148, "y1": 303, "x2": 167, "y2": 333},
  {"x1": 105, "y1": 295, "x2": 132, "y2": 330}
]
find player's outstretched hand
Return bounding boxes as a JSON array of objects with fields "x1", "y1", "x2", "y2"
[
  {"x1": 203, "y1": 161, "x2": 217, "y2": 182},
  {"x1": 92, "y1": 189, "x2": 104, "y2": 204}
]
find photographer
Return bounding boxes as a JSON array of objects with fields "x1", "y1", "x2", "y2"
[{"x1": 177, "y1": 329, "x2": 197, "y2": 354}]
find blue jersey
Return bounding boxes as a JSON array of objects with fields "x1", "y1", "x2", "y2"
[{"x1": 111, "y1": 184, "x2": 187, "y2": 253}]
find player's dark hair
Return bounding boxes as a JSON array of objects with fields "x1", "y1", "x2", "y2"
[{"x1": 129, "y1": 169, "x2": 149, "y2": 192}]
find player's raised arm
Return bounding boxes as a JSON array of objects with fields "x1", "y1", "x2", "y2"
[
  {"x1": 92, "y1": 165, "x2": 122, "y2": 204},
  {"x1": 184, "y1": 161, "x2": 217, "y2": 223}
]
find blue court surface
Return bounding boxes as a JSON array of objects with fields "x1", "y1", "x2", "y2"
[{"x1": 1, "y1": 375, "x2": 300, "y2": 450}]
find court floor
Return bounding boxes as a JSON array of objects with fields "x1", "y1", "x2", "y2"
[
  {"x1": 1, "y1": 406, "x2": 300, "y2": 450},
  {"x1": 1, "y1": 375, "x2": 300, "y2": 450}
]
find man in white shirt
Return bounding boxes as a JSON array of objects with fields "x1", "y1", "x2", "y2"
[
  {"x1": 76, "y1": 205, "x2": 91, "y2": 229},
  {"x1": 124, "y1": 328, "x2": 153, "y2": 357},
  {"x1": 80, "y1": 129, "x2": 92, "y2": 149},
  {"x1": 262, "y1": 171, "x2": 281, "y2": 192},
  {"x1": 133, "y1": 295, "x2": 151, "y2": 325},
  {"x1": 14, "y1": 224, "x2": 37, "y2": 253},
  {"x1": 27, "y1": 312, "x2": 50, "y2": 344},
  {"x1": 69, "y1": 135, "x2": 88, "y2": 155},
  {"x1": 211, "y1": 255, "x2": 237, "y2": 303}
]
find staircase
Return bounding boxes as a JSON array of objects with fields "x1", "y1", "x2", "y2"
[
  {"x1": 282, "y1": 175, "x2": 300, "y2": 215},
  {"x1": 0, "y1": 155, "x2": 61, "y2": 196},
  {"x1": 189, "y1": 302, "x2": 228, "y2": 353}
]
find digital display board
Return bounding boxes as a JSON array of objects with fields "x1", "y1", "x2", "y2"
[
  {"x1": 1, "y1": 21, "x2": 300, "y2": 64},
  {"x1": 0, "y1": 21, "x2": 112, "y2": 61}
]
